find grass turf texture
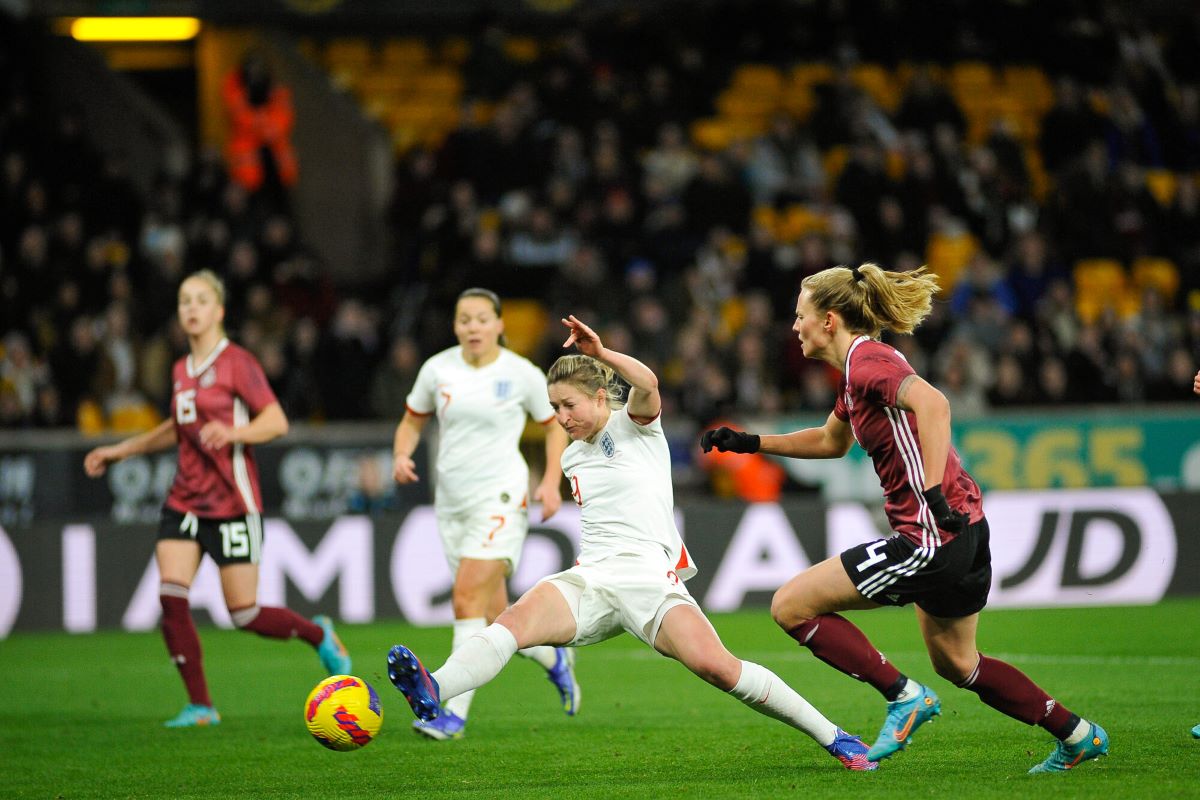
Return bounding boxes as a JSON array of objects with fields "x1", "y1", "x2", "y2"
[{"x1": 3, "y1": 600, "x2": 1198, "y2": 799}]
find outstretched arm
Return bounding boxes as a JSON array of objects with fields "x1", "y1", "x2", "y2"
[
  {"x1": 702, "y1": 411, "x2": 853, "y2": 459},
  {"x1": 83, "y1": 419, "x2": 177, "y2": 477},
  {"x1": 561, "y1": 314, "x2": 660, "y2": 420},
  {"x1": 760, "y1": 412, "x2": 855, "y2": 459},
  {"x1": 392, "y1": 411, "x2": 430, "y2": 484}
]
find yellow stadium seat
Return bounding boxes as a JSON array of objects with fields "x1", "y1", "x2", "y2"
[
  {"x1": 77, "y1": 399, "x2": 105, "y2": 435},
  {"x1": 440, "y1": 37, "x2": 471, "y2": 65},
  {"x1": 790, "y1": 63, "x2": 834, "y2": 87},
  {"x1": 752, "y1": 205, "x2": 779, "y2": 236},
  {"x1": 1132, "y1": 257, "x2": 1180, "y2": 300},
  {"x1": 381, "y1": 38, "x2": 431, "y2": 69},
  {"x1": 926, "y1": 232, "x2": 979, "y2": 294},
  {"x1": 732, "y1": 64, "x2": 784, "y2": 97},
  {"x1": 1001, "y1": 65, "x2": 1055, "y2": 114},
  {"x1": 1024, "y1": 147, "x2": 1051, "y2": 201},
  {"x1": 781, "y1": 85, "x2": 817, "y2": 120},
  {"x1": 356, "y1": 74, "x2": 411, "y2": 101},
  {"x1": 412, "y1": 69, "x2": 464, "y2": 99},
  {"x1": 822, "y1": 145, "x2": 849, "y2": 185},
  {"x1": 1072, "y1": 259, "x2": 1126, "y2": 296},
  {"x1": 1075, "y1": 289, "x2": 1140, "y2": 323},
  {"x1": 778, "y1": 204, "x2": 828, "y2": 242},
  {"x1": 325, "y1": 38, "x2": 372, "y2": 69},
  {"x1": 108, "y1": 402, "x2": 162, "y2": 434},
  {"x1": 1074, "y1": 294, "x2": 1103, "y2": 324},
  {"x1": 503, "y1": 36, "x2": 540, "y2": 63},
  {"x1": 691, "y1": 118, "x2": 732, "y2": 150},
  {"x1": 951, "y1": 61, "x2": 995, "y2": 91},
  {"x1": 851, "y1": 64, "x2": 899, "y2": 111},
  {"x1": 716, "y1": 91, "x2": 779, "y2": 120},
  {"x1": 1145, "y1": 169, "x2": 1178, "y2": 206},
  {"x1": 502, "y1": 299, "x2": 549, "y2": 357}
]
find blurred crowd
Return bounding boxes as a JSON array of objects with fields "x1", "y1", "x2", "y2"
[{"x1": 2, "y1": 1, "x2": 1200, "y2": 435}]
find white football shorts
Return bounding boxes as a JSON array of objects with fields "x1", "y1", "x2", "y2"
[
  {"x1": 436, "y1": 495, "x2": 529, "y2": 576},
  {"x1": 540, "y1": 552, "x2": 699, "y2": 648}
]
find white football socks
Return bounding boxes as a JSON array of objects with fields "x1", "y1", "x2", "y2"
[
  {"x1": 443, "y1": 617, "x2": 486, "y2": 719},
  {"x1": 1063, "y1": 718, "x2": 1091, "y2": 746},
  {"x1": 894, "y1": 678, "x2": 920, "y2": 703},
  {"x1": 728, "y1": 660, "x2": 838, "y2": 746},
  {"x1": 517, "y1": 644, "x2": 559, "y2": 670},
  {"x1": 432, "y1": 622, "x2": 519, "y2": 704}
]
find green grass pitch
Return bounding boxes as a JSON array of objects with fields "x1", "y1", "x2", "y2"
[{"x1": 3, "y1": 600, "x2": 1198, "y2": 799}]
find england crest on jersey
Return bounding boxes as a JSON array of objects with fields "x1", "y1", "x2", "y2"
[
  {"x1": 494, "y1": 380, "x2": 512, "y2": 400},
  {"x1": 600, "y1": 431, "x2": 615, "y2": 458}
]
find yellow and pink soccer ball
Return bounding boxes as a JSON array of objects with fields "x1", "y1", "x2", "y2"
[{"x1": 304, "y1": 674, "x2": 383, "y2": 751}]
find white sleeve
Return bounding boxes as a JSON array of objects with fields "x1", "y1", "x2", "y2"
[
  {"x1": 521, "y1": 359, "x2": 555, "y2": 423},
  {"x1": 623, "y1": 405, "x2": 663, "y2": 436},
  {"x1": 405, "y1": 358, "x2": 438, "y2": 416}
]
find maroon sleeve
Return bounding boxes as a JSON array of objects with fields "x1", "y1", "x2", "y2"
[
  {"x1": 233, "y1": 348, "x2": 279, "y2": 415},
  {"x1": 849, "y1": 347, "x2": 915, "y2": 408}
]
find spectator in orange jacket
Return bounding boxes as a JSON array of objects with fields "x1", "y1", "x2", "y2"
[
  {"x1": 222, "y1": 53, "x2": 298, "y2": 199},
  {"x1": 696, "y1": 418, "x2": 785, "y2": 502}
]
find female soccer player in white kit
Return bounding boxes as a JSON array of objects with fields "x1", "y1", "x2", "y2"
[
  {"x1": 392, "y1": 288, "x2": 577, "y2": 740},
  {"x1": 387, "y1": 314, "x2": 877, "y2": 770}
]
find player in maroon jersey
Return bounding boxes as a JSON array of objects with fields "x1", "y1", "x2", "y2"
[
  {"x1": 84, "y1": 269, "x2": 351, "y2": 728},
  {"x1": 701, "y1": 263, "x2": 1109, "y2": 773}
]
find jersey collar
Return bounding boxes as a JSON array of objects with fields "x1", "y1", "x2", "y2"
[
  {"x1": 187, "y1": 337, "x2": 229, "y2": 378},
  {"x1": 843, "y1": 334, "x2": 871, "y2": 376}
]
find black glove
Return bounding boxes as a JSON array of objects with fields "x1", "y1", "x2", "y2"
[
  {"x1": 921, "y1": 486, "x2": 969, "y2": 533},
  {"x1": 700, "y1": 427, "x2": 760, "y2": 454}
]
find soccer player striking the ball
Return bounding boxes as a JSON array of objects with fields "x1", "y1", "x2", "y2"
[
  {"x1": 701, "y1": 264, "x2": 1109, "y2": 773},
  {"x1": 84, "y1": 270, "x2": 350, "y2": 728},
  {"x1": 391, "y1": 287, "x2": 576, "y2": 740},
  {"x1": 387, "y1": 315, "x2": 878, "y2": 770}
]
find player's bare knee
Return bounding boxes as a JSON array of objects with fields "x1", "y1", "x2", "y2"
[
  {"x1": 492, "y1": 609, "x2": 524, "y2": 644},
  {"x1": 770, "y1": 588, "x2": 810, "y2": 630},
  {"x1": 688, "y1": 652, "x2": 739, "y2": 689},
  {"x1": 932, "y1": 654, "x2": 974, "y2": 684}
]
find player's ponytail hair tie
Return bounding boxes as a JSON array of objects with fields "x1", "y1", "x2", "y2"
[{"x1": 850, "y1": 266, "x2": 866, "y2": 283}]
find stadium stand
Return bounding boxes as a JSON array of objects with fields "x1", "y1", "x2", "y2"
[{"x1": 1, "y1": 1, "x2": 1199, "y2": 443}]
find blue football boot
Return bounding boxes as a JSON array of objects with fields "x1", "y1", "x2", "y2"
[
  {"x1": 1028, "y1": 723, "x2": 1109, "y2": 773},
  {"x1": 164, "y1": 703, "x2": 220, "y2": 728},
  {"x1": 412, "y1": 709, "x2": 467, "y2": 740},
  {"x1": 546, "y1": 647, "x2": 581, "y2": 716},
  {"x1": 314, "y1": 615, "x2": 351, "y2": 675},
  {"x1": 387, "y1": 644, "x2": 442, "y2": 722},
  {"x1": 1192, "y1": 723, "x2": 1200, "y2": 739},
  {"x1": 866, "y1": 683, "x2": 941, "y2": 761},
  {"x1": 824, "y1": 729, "x2": 879, "y2": 771}
]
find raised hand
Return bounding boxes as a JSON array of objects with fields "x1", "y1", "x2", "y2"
[{"x1": 561, "y1": 315, "x2": 604, "y2": 359}]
